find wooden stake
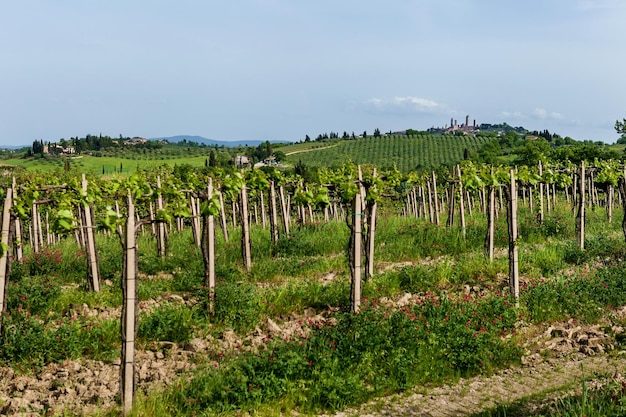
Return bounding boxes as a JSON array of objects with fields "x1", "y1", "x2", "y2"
[
  {"x1": 240, "y1": 186, "x2": 252, "y2": 272},
  {"x1": 218, "y1": 192, "x2": 229, "y2": 241},
  {"x1": 202, "y1": 179, "x2": 216, "y2": 314},
  {"x1": 351, "y1": 193, "x2": 362, "y2": 313},
  {"x1": 576, "y1": 162, "x2": 586, "y2": 250},
  {"x1": 279, "y1": 185, "x2": 290, "y2": 238},
  {"x1": 11, "y1": 178, "x2": 22, "y2": 261},
  {"x1": 156, "y1": 176, "x2": 167, "y2": 258},
  {"x1": 121, "y1": 192, "x2": 137, "y2": 415},
  {"x1": 269, "y1": 181, "x2": 280, "y2": 243},
  {"x1": 0, "y1": 188, "x2": 13, "y2": 322},
  {"x1": 457, "y1": 165, "x2": 466, "y2": 238},
  {"x1": 507, "y1": 170, "x2": 519, "y2": 304},
  {"x1": 432, "y1": 172, "x2": 440, "y2": 225},
  {"x1": 82, "y1": 174, "x2": 100, "y2": 292}
]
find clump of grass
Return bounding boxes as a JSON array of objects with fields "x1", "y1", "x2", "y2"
[{"x1": 138, "y1": 304, "x2": 195, "y2": 344}]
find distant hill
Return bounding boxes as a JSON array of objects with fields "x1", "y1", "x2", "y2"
[
  {"x1": 0, "y1": 145, "x2": 29, "y2": 150},
  {"x1": 150, "y1": 135, "x2": 291, "y2": 148}
]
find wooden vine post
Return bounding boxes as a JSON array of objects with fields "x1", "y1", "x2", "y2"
[
  {"x1": 269, "y1": 181, "x2": 280, "y2": 243},
  {"x1": 218, "y1": 192, "x2": 229, "y2": 241},
  {"x1": 366, "y1": 168, "x2": 378, "y2": 279},
  {"x1": 507, "y1": 169, "x2": 519, "y2": 304},
  {"x1": 201, "y1": 178, "x2": 216, "y2": 313},
  {"x1": 156, "y1": 176, "x2": 167, "y2": 259},
  {"x1": 81, "y1": 174, "x2": 101, "y2": 292},
  {"x1": 279, "y1": 184, "x2": 290, "y2": 238},
  {"x1": 31, "y1": 201, "x2": 41, "y2": 253},
  {"x1": 11, "y1": 178, "x2": 22, "y2": 261},
  {"x1": 538, "y1": 161, "x2": 545, "y2": 224},
  {"x1": 189, "y1": 194, "x2": 202, "y2": 248},
  {"x1": 351, "y1": 192, "x2": 363, "y2": 313},
  {"x1": 240, "y1": 185, "x2": 252, "y2": 272},
  {"x1": 620, "y1": 166, "x2": 626, "y2": 241},
  {"x1": 0, "y1": 188, "x2": 14, "y2": 333},
  {"x1": 432, "y1": 171, "x2": 440, "y2": 225},
  {"x1": 576, "y1": 161, "x2": 586, "y2": 250},
  {"x1": 485, "y1": 168, "x2": 496, "y2": 261},
  {"x1": 457, "y1": 165, "x2": 466, "y2": 238},
  {"x1": 121, "y1": 191, "x2": 138, "y2": 415}
]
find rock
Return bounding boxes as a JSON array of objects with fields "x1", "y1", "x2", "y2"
[
  {"x1": 167, "y1": 294, "x2": 185, "y2": 303},
  {"x1": 587, "y1": 337, "x2": 606, "y2": 347},
  {"x1": 12, "y1": 377, "x2": 29, "y2": 392},
  {"x1": 183, "y1": 338, "x2": 206, "y2": 353},
  {"x1": 267, "y1": 318, "x2": 282, "y2": 334},
  {"x1": 397, "y1": 293, "x2": 412, "y2": 307},
  {"x1": 549, "y1": 327, "x2": 568, "y2": 338}
]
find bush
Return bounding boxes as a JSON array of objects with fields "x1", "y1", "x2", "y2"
[{"x1": 6, "y1": 275, "x2": 61, "y2": 316}]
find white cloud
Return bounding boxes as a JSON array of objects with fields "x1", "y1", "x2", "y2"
[
  {"x1": 364, "y1": 96, "x2": 446, "y2": 114},
  {"x1": 501, "y1": 111, "x2": 526, "y2": 118},
  {"x1": 532, "y1": 108, "x2": 563, "y2": 120},
  {"x1": 501, "y1": 108, "x2": 563, "y2": 120}
]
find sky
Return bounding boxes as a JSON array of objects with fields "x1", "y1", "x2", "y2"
[{"x1": 2, "y1": 0, "x2": 625, "y2": 147}]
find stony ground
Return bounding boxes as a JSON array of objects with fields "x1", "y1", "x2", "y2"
[
  {"x1": 325, "y1": 315, "x2": 626, "y2": 417},
  {"x1": 325, "y1": 354, "x2": 626, "y2": 417}
]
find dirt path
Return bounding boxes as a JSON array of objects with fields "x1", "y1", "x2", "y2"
[
  {"x1": 285, "y1": 144, "x2": 339, "y2": 156},
  {"x1": 325, "y1": 353, "x2": 626, "y2": 417}
]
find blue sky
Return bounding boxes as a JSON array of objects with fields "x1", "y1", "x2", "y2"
[{"x1": 1, "y1": 0, "x2": 625, "y2": 147}]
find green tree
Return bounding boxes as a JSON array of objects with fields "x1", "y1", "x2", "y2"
[
  {"x1": 615, "y1": 118, "x2": 626, "y2": 143},
  {"x1": 209, "y1": 150, "x2": 217, "y2": 167},
  {"x1": 515, "y1": 138, "x2": 550, "y2": 166},
  {"x1": 273, "y1": 150, "x2": 287, "y2": 162}
]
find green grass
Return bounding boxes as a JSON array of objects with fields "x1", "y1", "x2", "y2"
[{"x1": 2, "y1": 154, "x2": 215, "y2": 176}]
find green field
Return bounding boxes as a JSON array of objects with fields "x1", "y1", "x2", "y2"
[
  {"x1": 1, "y1": 154, "x2": 214, "y2": 175},
  {"x1": 283, "y1": 134, "x2": 494, "y2": 172}
]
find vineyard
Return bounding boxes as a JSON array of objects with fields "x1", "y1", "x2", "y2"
[
  {"x1": 283, "y1": 134, "x2": 494, "y2": 171},
  {"x1": 0, "y1": 160, "x2": 626, "y2": 416}
]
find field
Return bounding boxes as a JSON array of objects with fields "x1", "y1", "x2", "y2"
[
  {"x1": 283, "y1": 134, "x2": 494, "y2": 172},
  {"x1": 1, "y1": 162, "x2": 626, "y2": 416}
]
